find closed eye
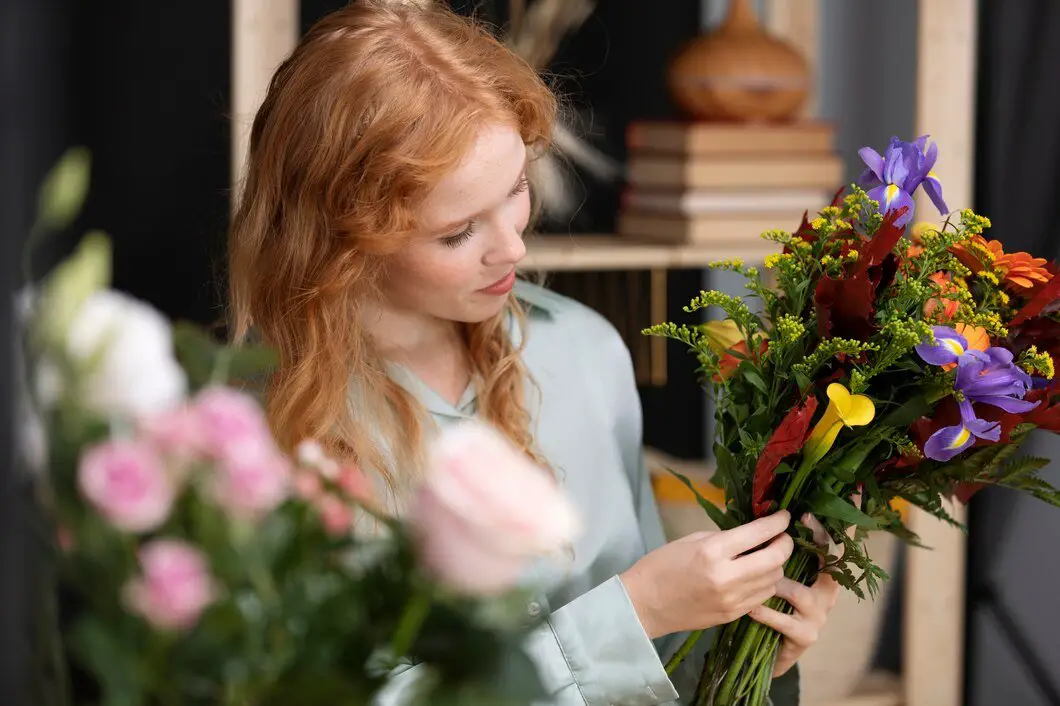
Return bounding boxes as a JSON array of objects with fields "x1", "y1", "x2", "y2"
[{"x1": 440, "y1": 175, "x2": 529, "y2": 249}]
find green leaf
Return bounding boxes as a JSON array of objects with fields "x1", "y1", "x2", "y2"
[
  {"x1": 808, "y1": 490, "x2": 879, "y2": 529},
  {"x1": 228, "y1": 345, "x2": 279, "y2": 381},
  {"x1": 743, "y1": 369, "x2": 770, "y2": 396},
  {"x1": 172, "y1": 321, "x2": 219, "y2": 387},
  {"x1": 774, "y1": 462, "x2": 795, "y2": 475},
  {"x1": 712, "y1": 444, "x2": 736, "y2": 488},
  {"x1": 38, "y1": 232, "x2": 112, "y2": 346},
  {"x1": 668, "y1": 469, "x2": 735, "y2": 530},
  {"x1": 879, "y1": 393, "x2": 932, "y2": 428},
  {"x1": 793, "y1": 370, "x2": 812, "y2": 392},
  {"x1": 67, "y1": 616, "x2": 144, "y2": 706},
  {"x1": 830, "y1": 438, "x2": 883, "y2": 483},
  {"x1": 173, "y1": 322, "x2": 276, "y2": 389},
  {"x1": 37, "y1": 147, "x2": 91, "y2": 233}
]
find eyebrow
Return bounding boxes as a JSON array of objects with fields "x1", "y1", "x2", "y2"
[{"x1": 432, "y1": 157, "x2": 529, "y2": 234}]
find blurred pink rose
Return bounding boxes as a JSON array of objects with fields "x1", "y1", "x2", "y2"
[
  {"x1": 141, "y1": 404, "x2": 208, "y2": 460},
  {"x1": 296, "y1": 439, "x2": 340, "y2": 479},
  {"x1": 409, "y1": 421, "x2": 579, "y2": 595},
  {"x1": 337, "y1": 464, "x2": 373, "y2": 504},
  {"x1": 78, "y1": 440, "x2": 176, "y2": 532},
  {"x1": 292, "y1": 470, "x2": 323, "y2": 500},
  {"x1": 192, "y1": 387, "x2": 273, "y2": 461},
  {"x1": 124, "y1": 539, "x2": 217, "y2": 630},
  {"x1": 317, "y1": 494, "x2": 353, "y2": 537},
  {"x1": 211, "y1": 446, "x2": 291, "y2": 519}
]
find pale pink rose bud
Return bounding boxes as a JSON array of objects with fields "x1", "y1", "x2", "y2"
[
  {"x1": 140, "y1": 404, "x2": 207, "y2": 460},
  {"x1": 409, "y1": 421, "x2": 580, "y2": 596},
  {"x1": 78, "y1": 440, "x2": 176, "y2": 533},
  {"x1": 211, "y1": 445, "x2": 291, "y2": 519},
  {"x1": 123, "y1": 539, "x2": 217, "y2": 630},
  {"x1": 293, "y1": 470, "x2": 323, "y2": 501},
  {"x1": 296, "y1": 439, "x2": 339, "y2": 480},
  {"x1": 192, "y1": 387, "x2": 273, "y2": 461},
  {"x1": 337, "y1": 464, "x2": 373, "y2": 503},
  {"x1": 317, "y1": 494, "x2": 353, "y2": 537}
]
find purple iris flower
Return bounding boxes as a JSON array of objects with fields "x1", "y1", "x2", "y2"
[
  {"x1": 858, "y1": 136, "x2": 949, "y2": 227},
  {"x1": 923, "y1": 347, "x2": 1040, "y2": 461},
  {"x1": 915, "y1": 326, "x2": 971, "y2": 367}
]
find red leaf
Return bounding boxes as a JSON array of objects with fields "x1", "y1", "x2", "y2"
[
  {"x1": 814, "y1": 208, "x2": 906, "y2": 340},
  {"x1": 953, "y1": 482, "x2": 986, "y2": 504},
  {"x1": 753, "y1": 396, "x2": 820, "y2": 517},
  {"x1": 857, "y1": 207, "x2": 908, "y2": 271},
  {"x1": 815, "y1": 271, "x2": 877, "y2": 339},
  {"x1": 1011, "y1": 274, "x2": 1060, "y2": 325}
]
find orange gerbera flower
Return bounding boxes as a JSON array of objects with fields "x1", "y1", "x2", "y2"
[
  {"x1": 956, "y1": 323, "x2": 990, "y2": 352},
  {"x1": 941, "y1": 324, "x2": 989, "y2": 371},
  {"x1": 998, "y1": 250, "x2": 1052, "y2": 292},
  {"x1": 951, "y1": 235, "x2": 1051, "y2": 293},
  {"x1": 924, "y1": 272, "x2": 960, "y2": 322}
]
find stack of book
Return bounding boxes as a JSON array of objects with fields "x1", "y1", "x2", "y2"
[{"x1": 619, "y1": 122, "x2": 844, "y2": 245}]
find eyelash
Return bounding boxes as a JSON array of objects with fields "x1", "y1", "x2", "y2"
[{"x1": 442, "y1": 176, "x2": 530, "y2": 249}]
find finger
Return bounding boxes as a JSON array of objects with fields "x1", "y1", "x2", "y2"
[
  {"x1": 749, "y1": 605, "x2": 818, "y2": 648},
  {"x1": 800, "y1": 513, "x2": 831, "y2": 548},
  {"x1": 737, "y1": 565, "x2": 785, "y2": 601},
  {"x1": 732, "y1": 532, "x2": 794, "y2": 578},
  {"x1": 812, "y1": 570, "x2": 840, "y2": 610},
  {"x1": 738, "y1": 586, "x2": 778, "y2": 615},
  {"x1": 721, "y1": 511, "x2": 791, "y2": 557},
  {"x1": 773, "y1": 577, "x2": 820, "y2": 617}
]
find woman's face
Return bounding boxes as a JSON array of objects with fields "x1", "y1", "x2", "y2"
[{"x1": 378, "y1": 123, "x2": 531, "y2": 325}]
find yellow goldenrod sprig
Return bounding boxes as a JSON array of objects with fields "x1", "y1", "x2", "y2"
[
  {"x1": 1019, "y1": 346, "x2": 1055, "y2": 380},
  {"x1": 794, "y1": 337, "x2": 880, "y2": 376}
]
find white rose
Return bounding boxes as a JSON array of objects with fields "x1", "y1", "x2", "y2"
[{"x1": 65, "y1": 290, "x2": 187, "y2": 420}]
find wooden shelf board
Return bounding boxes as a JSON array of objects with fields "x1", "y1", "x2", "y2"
[{"x1": 522, "y1": 234, "x2": 781, "y2": 271}]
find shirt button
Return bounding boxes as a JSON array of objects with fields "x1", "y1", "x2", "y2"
[{"x1": 527, "y1": 601, "x2": 542, "y2": 617}]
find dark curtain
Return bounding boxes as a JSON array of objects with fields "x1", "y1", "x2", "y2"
[
  {"x1": 1, "y1": 2, "x2": 75, "y2": 704},
  {"x1": 966, "y1": 1, "x2": 1060, "y2": 705}
]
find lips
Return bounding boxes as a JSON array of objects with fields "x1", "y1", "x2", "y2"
[{"x1": 480, "y1": 270, "x2": 516, "y2": 296}]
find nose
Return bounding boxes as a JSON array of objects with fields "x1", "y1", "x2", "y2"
[{"x1": 482, "y1": 222, "x2": 526, "y2": 267}]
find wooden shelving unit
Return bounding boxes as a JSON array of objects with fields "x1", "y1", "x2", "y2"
[
  {"x1": 523, "y1": 234, "x2": 781, "y2": 272},
  {"x1": 232, "y1": 3, "x2": 979, "y2": 705}
]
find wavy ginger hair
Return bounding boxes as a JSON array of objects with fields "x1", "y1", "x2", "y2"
[{"x1": 228, "y1": 0, "x2": 557, "y2": 499}]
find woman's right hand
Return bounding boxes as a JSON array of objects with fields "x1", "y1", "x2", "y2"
[{"x1": 619, "y1": 511, "x2": 794, "y2": 639}]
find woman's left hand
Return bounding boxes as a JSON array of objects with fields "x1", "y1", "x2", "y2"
[{"x1": 748, "y1": 513, "x2": 841, "y2": 677}]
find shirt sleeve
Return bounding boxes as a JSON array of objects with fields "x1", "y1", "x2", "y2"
[
  {"x1": 605, "y1": 302, "x2": 801, "y2": 706},
  {"x1": 372, "y1": 579, "x2": 679, "y2": 706}
]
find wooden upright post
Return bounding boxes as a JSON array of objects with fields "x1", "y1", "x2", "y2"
[
  {"x1": 231, "y1": 0, "x2": 300, "y2": 203},
  {"x1": 904, "y1": 3, "x2": 979, "y2": 706}
]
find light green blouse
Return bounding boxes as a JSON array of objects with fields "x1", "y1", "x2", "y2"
[{"x1": 375, "y1": 280, "x2": 800, "y2": 706}]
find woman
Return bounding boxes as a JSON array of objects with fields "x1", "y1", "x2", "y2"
[{"x1": 227, "y1": 2, "x2": 838, "y2": 703}]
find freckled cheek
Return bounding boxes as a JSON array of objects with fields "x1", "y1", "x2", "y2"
[{"x1": 401, "y1": 247, "x2": 482, "y2": 296}]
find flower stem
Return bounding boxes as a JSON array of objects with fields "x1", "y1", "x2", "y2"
[
  {"x1": 778, "y1": 458, "x2": 812, "y2": 510},
  {"x1": 665, "y1": 629, "x2": 703, "y2": 674},
  {"x1": 390, "y1": 590, "x2": 433, "y2": 665}
]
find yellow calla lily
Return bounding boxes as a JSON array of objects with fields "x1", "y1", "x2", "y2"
[
  {"x1": 700, "y1": 319, "x2": 743, "y2": 356},
  {"x1": 801, "y1": 383, "x2": 876, "y2": 469}
]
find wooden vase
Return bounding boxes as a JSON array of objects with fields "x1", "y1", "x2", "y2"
[{"x1": 667, "y1": 0, "x2": 810, "y2": 123}]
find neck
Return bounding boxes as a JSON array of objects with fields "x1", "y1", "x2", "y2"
[{"x1": 367, "y1": 302, "x2": 466, "y2": 363}]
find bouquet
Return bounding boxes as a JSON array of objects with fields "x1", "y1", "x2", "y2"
[
  {"x1": 646, "y1": 136, "x2": 1060, "y2": 706},
  {"x1": 17, "y1": 150, "x2": 579, "y2": 706}
]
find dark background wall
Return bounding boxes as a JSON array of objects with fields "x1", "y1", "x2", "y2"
[
  {"x1": 4, "y1": 1, "x2": 1059, "y2": 705},
  {"x1": 966, "y1": 1, "x2": 1060, "y2": 704}
]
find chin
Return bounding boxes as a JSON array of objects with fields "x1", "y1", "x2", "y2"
[{"x1": 448, "y1": 297, "x2": 509, "y2": 325}]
